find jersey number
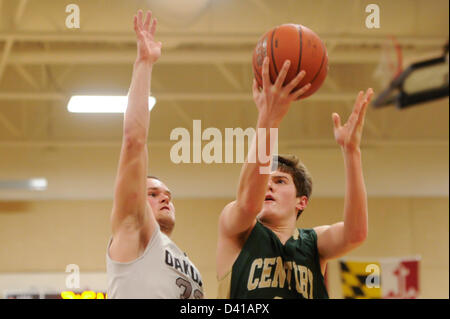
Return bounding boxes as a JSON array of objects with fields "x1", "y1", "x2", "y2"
[{"x1": 175, "y1": 277, "x2": 203, "y2": 299}]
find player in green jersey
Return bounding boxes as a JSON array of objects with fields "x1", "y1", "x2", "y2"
[{"x1": 216, "y1": 56, "x2": 373, "y2": 298}]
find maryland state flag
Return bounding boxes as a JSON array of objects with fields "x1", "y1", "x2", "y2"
[{"x1": 339, "y1": 256, "x2": 420, "y2": 299}]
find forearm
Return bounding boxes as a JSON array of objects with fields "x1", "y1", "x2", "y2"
[
  {"x1": 342, "y1": 148, "x2": 368, "y2": 243},
  {"x1": 236, "y1": 117, "x2": 278, "y2": 214},
  {"x1": 112, "y1": 60, "x2": 153, "y2": 229},
  {"x1": 123, "y1": 59, "x2": 153, "y2": 140}
]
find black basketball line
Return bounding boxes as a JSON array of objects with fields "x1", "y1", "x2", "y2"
[
  {"x1": 252, "y1": 55, "x2": 263, "y2": 85},
  {"x1": 270, "y1": 27, "x2": 279, "y2": 80},
  {"x1": 296, "y1": 25, "x2": 303, "y2": 75},
  {"x1": 310, "y1": 40, "x2": 326, "y2": 85}
]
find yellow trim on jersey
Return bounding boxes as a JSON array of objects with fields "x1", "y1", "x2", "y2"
[{"x1": 217, "y1": 270, "x2": 232, "y2": 299}]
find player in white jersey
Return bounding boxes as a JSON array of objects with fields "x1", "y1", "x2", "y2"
[{"x1": 106, "y1": 10, "x2": 203, "y2": 299}]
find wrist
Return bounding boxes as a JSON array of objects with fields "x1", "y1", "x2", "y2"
[
  {"x1": 257, "y1": 115, "x2": 281, "y2": 129},
  {"x1": 342, "y1": 146, "x2": 361, "y2": 157},
  {"x1": 134, "y1": 58, "x2": 154, "y2": 68}
]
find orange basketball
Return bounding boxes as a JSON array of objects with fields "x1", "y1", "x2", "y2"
[{"x1": 252, "y1": 24, "x2": 328, "y2": 99}]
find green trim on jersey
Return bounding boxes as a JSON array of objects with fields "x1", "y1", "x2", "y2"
[{"x1": 229, "y1": 221, "x2": 329, "y2": 299}]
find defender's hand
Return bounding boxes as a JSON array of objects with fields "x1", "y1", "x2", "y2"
[{"x1": 134, "y1": 10, "x2": 162, "y2": 64}]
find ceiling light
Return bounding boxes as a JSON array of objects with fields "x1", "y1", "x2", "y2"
[{"x1": 67, "y1": 96, "x2": 156, "y2": 113}]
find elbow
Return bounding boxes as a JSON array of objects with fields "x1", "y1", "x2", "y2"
[{"x1": 348, "y1": 229, "x2": 368, "y2": 245}]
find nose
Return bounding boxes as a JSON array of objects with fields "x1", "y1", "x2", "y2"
[
  {"x1": 160, "y1": 193, "x2": 169, "y2": 204},
  {"x1": 267, "y1": 181, "x2": 274, "y2": 192}
]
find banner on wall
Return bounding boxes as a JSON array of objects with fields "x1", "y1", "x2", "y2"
[{"x1": 339, "y1": 256, "x2": 420, "y2": 299}]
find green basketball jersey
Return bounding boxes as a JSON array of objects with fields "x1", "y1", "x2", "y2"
[{"x1": 218, "y1": 221, "x2": 329, "y2": 299}]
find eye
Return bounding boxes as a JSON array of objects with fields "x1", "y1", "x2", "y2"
[
  {"x1": 148, "y1": 192, "x2": 157, "y2": 197},
  {"x1": 276, "y1": 179, "x2": 286, "y2": 184}
]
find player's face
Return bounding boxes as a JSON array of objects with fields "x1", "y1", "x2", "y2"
[
  {"x1": 259, "y1": 170, "x2": 300, "y2": 221},
  {"x1": 146, "y1": 178, "x2": 175, "y2": 234}
]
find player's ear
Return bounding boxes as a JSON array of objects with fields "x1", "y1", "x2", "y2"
[{"x1": 296, "y1": 196, "x2": 308, "y2": 212}]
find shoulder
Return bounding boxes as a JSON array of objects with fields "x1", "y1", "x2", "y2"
[
  {"x1": 312, "y1": 225, "x2": 331, "y2": 239},
  {"x1": 298, "y1": 227, "x2": 323, "y2": 245}
]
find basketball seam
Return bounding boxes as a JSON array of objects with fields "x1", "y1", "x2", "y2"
[
  {"x1": 252, "y1": 54, "x2": 263, "y2": 85},
  {"x1": 296, "y1": 25, "x2": 303, "y2": 75},
  {"x1": 252, "y1": 57, "x2": 262, "y2": 85},
  {"x1": 310, "y1": 40, "x2": 326, "y2": 85},
  {"x1": 270, "y1": 27, "x2": 279, "y2": 82}
]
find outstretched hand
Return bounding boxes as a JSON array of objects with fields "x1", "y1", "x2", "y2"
[
  {"x1": 252, "y1": 56, "x2": 311, "y2": 126},
  {"x1": 134, "y1": 10, "x2": 161, "y2": 64},
  {"x1": 332, "y1": 88, "x2": 374, "y2": 152}
]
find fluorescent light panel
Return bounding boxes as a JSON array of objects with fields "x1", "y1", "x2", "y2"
[
  {"x1": 0, "y1": 178, "x2": 48, "y2": 191},
  {"x1": 67, "y1": 96, "x2": 156, "y2": 113}
]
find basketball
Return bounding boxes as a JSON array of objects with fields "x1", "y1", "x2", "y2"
[{"x1": 252, "y1": 24, "x2": 328, "y2": 99}]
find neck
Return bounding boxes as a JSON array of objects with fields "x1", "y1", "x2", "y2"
[
  {"x1": 160, "y1": 225, "x2": 172, "y2": 237},
  {"x1": 259, "y1": 218, "x2": 297, "y2": 245}
]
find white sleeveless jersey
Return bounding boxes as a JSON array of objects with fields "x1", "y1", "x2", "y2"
[{"x1": 106, "y1": 226, "x2": 204, "y2": 299}]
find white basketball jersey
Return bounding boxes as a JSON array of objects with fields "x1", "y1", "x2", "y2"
[{"x1": 106, "y1": 226, "x2": 204, "y2": 299}]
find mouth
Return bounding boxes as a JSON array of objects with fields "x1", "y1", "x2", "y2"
[
  {"x1": 264, "y1": 194, "x2": 275, "y2": 202},
  {"x1": 160, "y1": 206, "x2": 170, "y2": 212}
]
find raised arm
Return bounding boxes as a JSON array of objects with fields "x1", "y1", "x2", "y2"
[
  {"x1": 315, "y1": 88, "x2": 374, "y2": 263},
  {"x1": 219, "y1": 57, "x2": 311, "y2": 237},
  {"x1": 110, "y1": 11, "x2": 162, "y2": 261}
]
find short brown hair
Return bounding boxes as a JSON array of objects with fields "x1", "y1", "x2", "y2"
[{"x1": 272, "y1": 155, "x2": 312, "y2": 219}]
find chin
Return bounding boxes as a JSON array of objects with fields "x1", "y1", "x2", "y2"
[
  {"x1": 257, "y1": 208, "x2": 277, "y2": 222},
  {"x1": 157, "y1": 215, "x2": 175, "y2": 233}
]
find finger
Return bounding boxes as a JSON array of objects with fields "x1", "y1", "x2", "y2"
[
  {"x1": 134, "y1": 15, "x2": 139, "y2": 32},
  {"x1": 137, "y1": 10, "x2": 143, "y2": 29},
  {"x1": 134, "y1": 16, "x2": 143, "y2": 39},
  {"x1": 332, "y1": 113, "x2": 341, "y2": 130},
  {"x1": 353, "y1": 90, "x2": 365, "y2": 113},
  {"x1": 285, "y1": 70, "x2": 306, "y2": 94},
  {"x1": 261, "y1": 56, "x2": 271, "y2": 93},
  {"x1": 273, "y1": 60, "x2": 291, "y2": 89},
  {"x1": 346, "y1": 90, "x2": 364, "y2": 125},
  {"x1": 150, "y1": 17, "x2": 158, "y2": 37},
  {"x1": 144, "y1": 11, "x2": 152, "y2": 31},
  {"x1": 290, "y1": 82, "x2": 311, "y2": 100},
  {"x1": 252, "y1": 78, "x2": 260, "y2": 99},
  {"x1": 356, "y1": 88, "x2": 374, "y2": 126}
]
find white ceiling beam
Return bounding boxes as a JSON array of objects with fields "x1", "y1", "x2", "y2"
[
  {"x1": 6, "y1": 49, "x2": 393, "y2": 65},
  {"x1": 14, "y1": 0, "x2": 28, "y2": 27},
  {"x1": 0, "y1": 112, "x2": 21, "y2": 137},
  {"x1": 0, "y1": 92, "x2": 65, "y2": 100},
  {"x1": 56, "y1": 65, "x2": 75, "y2": 86},
  {"x1": 167, "y1": 101, "x2": 194, "y2": 128},
  {"x1": 0, "y1": 91, "x2": 357, "y2": 102},
  {"x1": 0, "y1": 32, "x2": 445, "y2": 47},
  {"x1": 12, "y1": 64, "x2": 40, "y2": 89},
  {"x1": 215, "y1": 63, "x2": 242, "y2": 90},
  {"x1": 0, "y1": 139, "x2": 446, "y2": 149},
  {"x1": 0, "y1": 38, "x2": 13, "y2": 82}
]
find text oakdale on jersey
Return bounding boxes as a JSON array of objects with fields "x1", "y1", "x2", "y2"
[
  {"x1": 180, "y1": 303, "x2": 270, "y2": 316},
  {"x1": 165, "y1": 250, "x2": 202, "y2": 287},
  {"x1": 170, "y1": 120, "x2": 278, "y2": 173}
]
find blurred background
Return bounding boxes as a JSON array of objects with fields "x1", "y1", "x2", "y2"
[{"x1": 0, "y1": 0, "x2": 448, "y2": 298}]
